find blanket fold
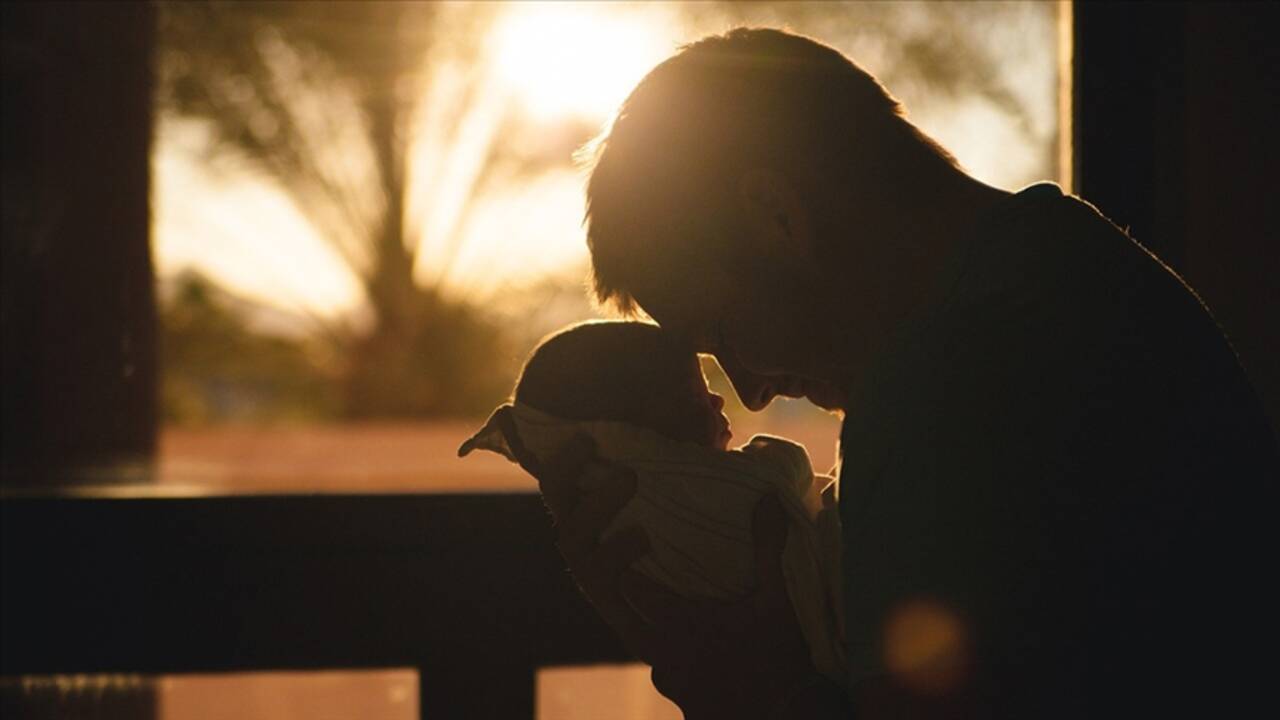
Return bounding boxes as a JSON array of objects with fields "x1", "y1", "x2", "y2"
[{"x1": 460, "y1": 402, "x2": 846, "y2": 684}]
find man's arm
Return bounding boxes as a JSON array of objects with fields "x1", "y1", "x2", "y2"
[
  {"x1": 620, "y1": 494, "x2": 849, "y2": 719},
  {"x1": 518, "y1": 435, "x2": 850, "y2": 718}
]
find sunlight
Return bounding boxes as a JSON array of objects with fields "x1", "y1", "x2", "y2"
[
  {"x1": 490, "y1": 3, "x2": 675, "y2": 122},
  {"x1": 152, "y1": 122, "x2": 362, "y2": 320}
]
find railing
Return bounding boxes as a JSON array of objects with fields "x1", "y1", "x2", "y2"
[{"x1": 0, "y1": 492, "x2": 632, "y2": 717}]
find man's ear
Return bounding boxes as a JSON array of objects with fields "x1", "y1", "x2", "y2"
[{"x1": 737, "y1": 169, "x2": 816, "y2": 260}]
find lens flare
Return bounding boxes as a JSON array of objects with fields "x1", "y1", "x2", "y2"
[
  {"x1": 883, "y1": 598, "x2": 970, "y2": 694},
  {"x1": 490, "y1": 3, "x2": 673, "y2": 121}
]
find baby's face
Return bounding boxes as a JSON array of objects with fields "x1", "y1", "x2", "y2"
[{"x1": 641, "y1": 356, "x2": 733, "y2": 450}]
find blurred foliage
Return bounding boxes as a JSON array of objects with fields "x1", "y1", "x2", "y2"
[
  {"x1": 690, "y1": 2, "x2": 1035, "y2": 110},
  {"x1": 160, "y1": 272, "x2": 339, "y2": 425},
  {"x1": 341, "y1": 287, "x2": 518, "y2": 419},
  {"x1": 686, "y1": 1, "x2": 1058, "y2": 177},
  {"x1": 159, "y1": 271, "x2": 518, "y2": 424}
]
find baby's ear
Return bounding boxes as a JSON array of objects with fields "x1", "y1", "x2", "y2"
[
  {"x1": 458, "y1": 405, "x2": 517, "y2": 462},
  {"x1": 496, "y1": 405, "x2": 545, "y2": 478}
]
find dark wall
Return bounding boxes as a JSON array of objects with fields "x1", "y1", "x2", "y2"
[
  {"x1": 1075, "y1": 2, "x2": 1279, "y2": 431},
  {"x1": 1180, "y1": 4, "x2": 1280, "y2": 433},
  {"x1": 1, "y1": 2, "x2": 158, "y2": 481}
]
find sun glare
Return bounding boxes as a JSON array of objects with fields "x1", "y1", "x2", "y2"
[{"x1": 490, "y1": 3, "x2": 675, "y2": 122}]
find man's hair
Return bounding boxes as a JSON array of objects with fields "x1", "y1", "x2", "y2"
[
  {"x1": 514, "y1": 320, "x2": 692, "y2": 423},
  {"x1": 582, "y1": 27, "x2": 958, "y2": 316}
]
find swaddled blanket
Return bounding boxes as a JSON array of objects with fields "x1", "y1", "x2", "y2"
[{"x1": 459, "y1": 402, "x2": 846, "y2": 684}]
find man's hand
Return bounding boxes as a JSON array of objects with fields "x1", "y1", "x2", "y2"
[
  {"x1": 498, "y1": 424, "x2": 656, "y2": 646},
  {"x1": 618, "y1": 493, "x2": 825, "y2": 719},
  {"x1": 501, "y1": 421, "x2": 839, "y2": 718}
]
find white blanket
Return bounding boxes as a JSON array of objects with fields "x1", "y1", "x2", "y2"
[{"x1": 459, "y1": 402, "x2": 846, "y2": 684}]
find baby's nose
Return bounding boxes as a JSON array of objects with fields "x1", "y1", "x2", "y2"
[{"x1": 710, "y1": 393, "x2": 726, "y2": 411}]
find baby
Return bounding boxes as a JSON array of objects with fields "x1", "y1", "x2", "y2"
[{"x1": 459, "y1": 320, "x2": 845, "y2": 683}]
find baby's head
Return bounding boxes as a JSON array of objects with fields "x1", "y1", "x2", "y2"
[{"x1": 515, "y1": 321, "x2": 733, "y2": 449}]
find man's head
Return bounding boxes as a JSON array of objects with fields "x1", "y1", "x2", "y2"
[
  {"x1": 582, "y1": 28, "x2": 967, "y2": 412},
  {"x1": 515, "y1": 321, "x2": 733, "y2": 449}
]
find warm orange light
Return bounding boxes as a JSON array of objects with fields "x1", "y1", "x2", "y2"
[
  {"x1": 883, "y1": 598, "x2": 970, "y2": 694},
  {"x1": 490, "y1": 3, "x2": 673, "y2": 122}
]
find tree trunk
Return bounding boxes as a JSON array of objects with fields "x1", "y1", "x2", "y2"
[
  {"x1": 344, "y1": 75, "x2": 425, "y2": 417},
  {"x1": 364, "y1": 43, "x2": 416, "y2": 325}
]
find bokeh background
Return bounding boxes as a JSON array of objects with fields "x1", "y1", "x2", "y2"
[{"x1": 150, "y1": 0, "x2": 1064, "y2": 494}]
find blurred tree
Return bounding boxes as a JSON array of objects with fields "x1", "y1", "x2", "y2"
[
  {"x1": 681, "y1": 1, "x2": 1058, "y2": 179},
  {"x1": 156, "y1": 1, "x2": 582, "y2": 417},
  {"x1": 160, "y1": 272, "x2": 340, "y2": 425},
  {"x1": 154, "y1": 1, "x2": 1055, "y2": 419}
]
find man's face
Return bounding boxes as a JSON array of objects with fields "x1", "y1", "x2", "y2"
[{"x1": 635, "y1": 259, "x2": 849, "y2": 413}]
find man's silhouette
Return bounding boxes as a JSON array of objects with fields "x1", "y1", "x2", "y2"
[{"x1": 534, "y1": 28, "x2": 1278, "y2": 718}]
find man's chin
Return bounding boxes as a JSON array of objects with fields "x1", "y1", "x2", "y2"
[
  {"x1": 800, "y1": 381, "x2": 847, "y2": 412},
  {"x1": 767, "y1": 378, "x2": 845, "y2": 412}
]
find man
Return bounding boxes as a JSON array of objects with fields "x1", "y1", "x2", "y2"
[{"x1": 528, "y1": 28, "x2": 1277, "y2": 718}]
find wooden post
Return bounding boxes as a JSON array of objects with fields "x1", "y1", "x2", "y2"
[{"x1": 0, "y1": 2, "x2": 158, "y2": 484}]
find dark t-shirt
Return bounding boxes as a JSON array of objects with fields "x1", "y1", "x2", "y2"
[{"x1": 838, "y1": 183, "x2": 1278, "y2": 716}]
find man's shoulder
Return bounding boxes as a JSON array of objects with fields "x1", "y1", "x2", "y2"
[
  {"x1": 949, "y1": 186, "x2": 1238, "y2": 372},
  {"x1": 843, "y1": 184, "x2": 1275, "y2": 464}
]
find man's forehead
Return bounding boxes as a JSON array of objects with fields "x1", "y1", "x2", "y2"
[
  {"x1": 630, "y1": 266, "x2": 732, "y2": 344},
  {"x1": 633, "y1": 290, "x2": 711, "y2": 346}
]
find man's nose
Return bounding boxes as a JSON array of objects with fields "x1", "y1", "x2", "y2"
[
  {"x1": 710, "y1": 392, "x2": 726, "y2": 412},
  {"x1": 736, "y1": 380, "x2": 776, "y2": 411},
  {"x1": 716, "y1": 352, "x2": 775, "y2": 411}
]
